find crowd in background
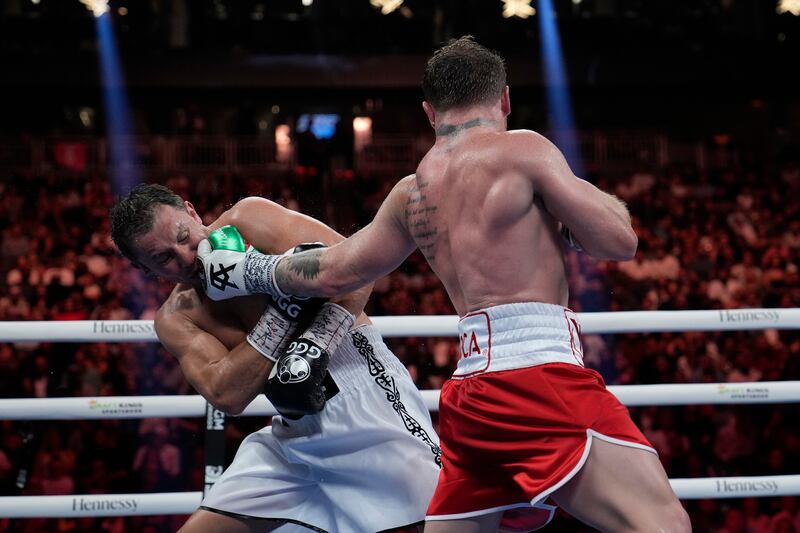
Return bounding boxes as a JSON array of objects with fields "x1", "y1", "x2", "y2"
[{"x1": 0, "y1": 154, "x2": 799, "y2": 532}]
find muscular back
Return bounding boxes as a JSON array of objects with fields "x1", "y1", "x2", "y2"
[{"x1": 406, "y1": 130, "x2": 569, "y2": 315}]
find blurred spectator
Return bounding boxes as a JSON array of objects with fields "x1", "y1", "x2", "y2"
[
  {"x1": 132, "y1": 420, "x2": 182, "y2": 492},
  {"x1": 0, "y1": 144, "x2": 798, "y2": 531}
]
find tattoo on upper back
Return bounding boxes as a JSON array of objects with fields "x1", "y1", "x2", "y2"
[
  {"x1": 435, "y1": 118, "x2": 494, "y2": 137},
  {"x1": 404, "y1": 174, "x2": 440, "y2": 261}
]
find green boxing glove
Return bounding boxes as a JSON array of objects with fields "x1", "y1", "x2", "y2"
[{"x1": 197, "y1": 225, "x2": 255, "y2": 301}]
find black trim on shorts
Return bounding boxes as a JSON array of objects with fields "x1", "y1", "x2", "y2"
[
  {"x1": 199, "y1": 506, "x2": 329, "y2": 533},
  {"x1": 377, "y1": 521, "x2": 424, "y2": 533},
  {"x1": 350, "y1": 330, "x2": 443, "y2": 467}
]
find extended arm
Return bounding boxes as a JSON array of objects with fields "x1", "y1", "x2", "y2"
[
  {"x1": 215, "y1": 196, "x2": 374, "y2": 317},
  {"x1": 273, "y1": 176, "x2": 418, "y2": 298},
  {"x1": 197, "y1": 176, "x2": 419, "y2": 301},
  {"x1": 512, "y1": 131, "x2": 637, "y2": 260}
]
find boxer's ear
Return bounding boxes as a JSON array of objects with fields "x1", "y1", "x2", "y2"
[
  {"x1": 184, "y1": 200, "x2": 202, "y2": 224},
  {"x1": 422, "y1": 101, "x2": 436, "y2": 129},
  {"x1": 501, "y1": 86, "x2": 510, "y2": 117}
]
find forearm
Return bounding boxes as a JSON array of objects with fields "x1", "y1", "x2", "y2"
[
  {"x1": 565, "y1": 181, "x2": 637, "y2": 260},
  {"x1": 201, "y1": 343, "x2": 272, "y2": 415},
  {"x1": 272, "y1": 247, "x2": 368, "y2": 298}
]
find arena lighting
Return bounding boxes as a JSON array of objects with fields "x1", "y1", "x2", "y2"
[
  {"x1": 370, "y1": 0, "x2": 403, "y2": 15},
  {"x1": 353, "y1": 117, "x2": 372, "y2": 133},
  {"x1": 79, "y1": 0, "x2": 109, "y2": 18},
  {"x1": 95, "y1": 6, "x2": 140, "y2": 194},
  {"x1": 777, "y1": 0, "x2": 800, "y2": 15},
  {"x1": 353, "y1": 117, "x2": 373, "y2": 153},
  {"x1": 538, "y1": 0, "x2": 584, "y2": 177},
  {"x1": 275, "y1": 124, "x2": 292, "y2": 163},
  {"x1": 502, "y1": 0, "x2": 536, "y2": 19}
]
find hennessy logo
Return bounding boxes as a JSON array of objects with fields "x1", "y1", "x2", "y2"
[
  {"x1": 716, "y1": 479, "x2": 778, "y2": 494},
  {"x1": 718, "y1": 309, "x2": 779, "y2": 323},
  {"x1": 209, "y1": 263, "x2": 238, "y2": 291}
]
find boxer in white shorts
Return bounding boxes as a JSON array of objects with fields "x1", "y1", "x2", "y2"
[{"x1": 110, "y1": 184, "x2": 440, "y2": 532}]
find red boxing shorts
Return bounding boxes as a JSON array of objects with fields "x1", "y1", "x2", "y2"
[{"x1": 425, "y1": 303, "x2": 655, "y2": 532}]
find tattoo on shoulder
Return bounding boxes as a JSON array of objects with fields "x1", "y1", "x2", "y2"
[
  {"x1": 284, "y1": 249, "x2": 323, "y2": 281},
  {"x1": 166, "y1": 288, "x2": 200, "y2": 314}
]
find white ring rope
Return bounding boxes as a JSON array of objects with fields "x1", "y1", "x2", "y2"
[
  {"x1": 1, "y1": 475, "x2": 799, "y2": 518},
  {"x1": 0, "y1": 308, "x2": 797, "y2": 342},
  {"x1": 1, "y1": 310, "x2": 797, "y2": 518},
  {"x1": 1, "y1": 380, "x2": 798, "y2": 420}
]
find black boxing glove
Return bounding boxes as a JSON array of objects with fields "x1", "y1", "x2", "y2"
[{"x1": 263, "y1": 302, "x2": 355, "y2": 419}]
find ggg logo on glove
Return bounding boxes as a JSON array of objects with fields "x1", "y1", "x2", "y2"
[
  {"x1": 273, "y1": 295, "x2": 303, "y2": 319},
  {"x1": 277, "y1": 355, "x2": 311, "y2": 384},
  {"x1": 209, "y1": 262, "x2": 239, "y2": 291},
  {"x1": 286, "y1": 340, "x2": 322, "y2": 359}
]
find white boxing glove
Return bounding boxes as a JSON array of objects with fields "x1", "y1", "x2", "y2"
[{"x1": 197, "y1": 225, "x2": 254, "y2": 301}]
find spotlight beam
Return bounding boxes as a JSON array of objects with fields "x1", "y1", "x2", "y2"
[
  {"x1": 537, "y1": 0, "x2": 584, "y2": 177},
  {"x1": 95, "y1": 11, "x2": 140, "y2": 194}
]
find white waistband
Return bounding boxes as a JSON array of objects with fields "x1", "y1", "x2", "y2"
[{"x1": 453, "y1": 302, "x2": 584, "y2": 378}]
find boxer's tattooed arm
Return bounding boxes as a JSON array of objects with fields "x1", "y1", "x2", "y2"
[
  {"x1": 273, "y1": 248, "x2": 324, "y2": 295},
  {"x1": 283, "y1": 249, "x2": 323, "y2": 280},
  {"x1": 435, "y1": 118, "x2": 495, "y2": 137},
  {"x1": 404, "y1": 174, "x2": 439, "y2": 261}
]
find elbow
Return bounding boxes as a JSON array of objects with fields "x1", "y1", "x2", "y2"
[
  {"x1": 616, "y1": 228, "x2": 638, "y2": 261},
  {"x1": 594, "y1": 227, "x2": 637, "y2": 261},
  {"x1": 221, "y1": 402, "x2": 247, "y2": 417},
  {"x1": 207, "y1": 391, "x2": 249, "y2": 416}
]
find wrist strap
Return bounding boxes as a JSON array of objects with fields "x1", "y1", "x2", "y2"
[
  {"x1": 298, "y1": 302, "x2": 355, "y2": 353},
  {"x1": 246, "y1": 305, "x2": 299, "y2": 362},
  {"x1": 244, "y1": 252, "x2": 287, "y2": 300}
]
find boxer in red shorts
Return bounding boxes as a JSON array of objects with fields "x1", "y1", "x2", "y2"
[{"x1": 200, "y1": 37, "x2": 692, "y2": 532}]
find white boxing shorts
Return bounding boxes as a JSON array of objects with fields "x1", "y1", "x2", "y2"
[{"x1": 201, "y1": 324, "x2": 442, "y2": 533}]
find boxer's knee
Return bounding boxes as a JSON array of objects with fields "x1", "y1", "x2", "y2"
[
  {"x1": 661, "y1": 502, "x2": 692, "y2": 533},
  {"x1": 636, "y1": 501, "x2": 690, "y2": 533}
]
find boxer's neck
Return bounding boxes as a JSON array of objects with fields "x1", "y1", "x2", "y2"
[{"x1": 433, "y1": 106, "x2": 505, "y2": 138}]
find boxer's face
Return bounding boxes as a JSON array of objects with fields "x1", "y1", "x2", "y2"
[{"x1": 134, "y1": 202, "x2": 208, "y2": 284}]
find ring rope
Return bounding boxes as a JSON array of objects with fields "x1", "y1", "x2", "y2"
[
  {"x1": 0, "y1": 380, "x2": 798, "y2": 421},
  {"x1": 0, "y1": 308, "x2": 797, "y2": 342},
  {"x1": 2, "y1": 310, "x2": 797, "y2": 519},
  {"x1": 1, "y1": 475, "x2": 799, "y2": 518}
]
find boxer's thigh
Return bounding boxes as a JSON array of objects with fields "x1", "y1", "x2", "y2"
[
  {"x1": 424, "y1": 511, "x2": 503, "y2": 533},
  {"x1": 179, "y1": 508, "x2": 284, "y2": 533},
  {"x1": 551, "y1": 438, "x2": 690, "y2": 533}
]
